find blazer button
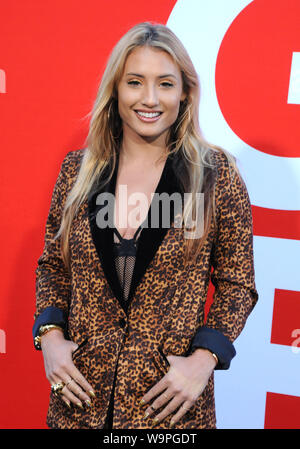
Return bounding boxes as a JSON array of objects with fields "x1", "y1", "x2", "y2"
[{"x1": 119, "y1": 318, "x2": 127, "y2": 328}]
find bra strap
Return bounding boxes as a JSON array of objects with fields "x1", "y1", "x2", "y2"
[{"x1": 113, "y1": 224, "x2": 142, "y2": 242}]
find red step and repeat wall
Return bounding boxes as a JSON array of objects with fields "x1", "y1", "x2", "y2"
[{"x1": 0, "y1": 0, "x2": 299, "y2": 429}]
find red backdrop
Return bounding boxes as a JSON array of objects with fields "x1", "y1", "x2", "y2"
[
  {"x1": 0, "y1": 0, "x2": 176, "y2": 429},
  {"x1": 0, "y1": 0, "x2": 299, "y2": 429}
]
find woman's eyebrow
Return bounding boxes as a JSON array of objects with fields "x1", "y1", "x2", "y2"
[{"x1": 125, "y1": 72, "x2": 177, "y2": 79}]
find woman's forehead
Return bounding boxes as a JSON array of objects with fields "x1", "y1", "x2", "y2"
[{"x1": 122, "y1": 46, "x2": 181, "y2": 78}]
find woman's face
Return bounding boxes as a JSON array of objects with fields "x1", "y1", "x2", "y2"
[{"x1": 117, "y1": 46, "x2": 186, "y2": 145}]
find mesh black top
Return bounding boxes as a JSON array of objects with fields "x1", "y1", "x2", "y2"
[{"x1": 112, "y1": 224, "x2": 143, "y2": 302}]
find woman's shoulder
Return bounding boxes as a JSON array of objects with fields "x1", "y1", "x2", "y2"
[
  {"x1": 63, "y1": 147, "x2": 87, "y2": 165},
  {"x1": 207, "y1": 146, "x2": 241, "y2": 191},
  {"x1": 208, "y1": 146, "x2": 236, "y2": 171},
  {"x1": 60, "y1": 148, "x2": 87, "y2": 176},
  {"x1": 208, "y1": 147, "x2": 251, "y2": 219}
]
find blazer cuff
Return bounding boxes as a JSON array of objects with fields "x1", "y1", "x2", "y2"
[
  {"x1": 190, "y1": 326, "x2": 236, "y2": 370},
  {"x1": 32, "y1": 306, "x2": 68, "y2": 349}
]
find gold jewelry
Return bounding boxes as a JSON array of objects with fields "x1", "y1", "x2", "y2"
[
  {"x1": 34, "y1": 324, "x2": 63, "y2": 350},
  {"x1": 193, "y1": 347, "x2": 219, "y2": 366},
  {"x1": 210, "y1": 352, "x2": 219, "y2": 365},
  {"x1": 51, "y1": 382, "x2": 65, "y2": 396}
]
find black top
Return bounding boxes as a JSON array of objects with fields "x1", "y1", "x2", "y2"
[{"x1": 112, "y1": 224, "x2": 142, "y2": 302}]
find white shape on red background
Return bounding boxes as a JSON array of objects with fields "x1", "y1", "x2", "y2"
[
  {"x1": 288, "y1": 52, "x2": 300, "y2": 104},
  {"x1": 168, "y1": 0, "x2": 300, "y2": 429},
  {"x1": 168, "y1": 0, "x2": 300, "y2": 210}
]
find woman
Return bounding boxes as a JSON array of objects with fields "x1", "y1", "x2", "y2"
[{"x1": 32, "y1": 22, "x2": 258, "y2": 429}]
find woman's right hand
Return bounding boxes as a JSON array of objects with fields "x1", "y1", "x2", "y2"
[{"x1": 41, "y1": 329, "x2": 96, "y2": 409}]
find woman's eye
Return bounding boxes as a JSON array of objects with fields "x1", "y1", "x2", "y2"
[
  {"x1": 128, "y1": 80, "x2": 141, "y2": 86},
  {"x1": 127, "y1": 80, "x2": 173, "y2": 87}
]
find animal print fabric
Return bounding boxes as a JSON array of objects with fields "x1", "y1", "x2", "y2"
[{"x1": 34, "y1": 148, "x2": 258, "y2": 429}]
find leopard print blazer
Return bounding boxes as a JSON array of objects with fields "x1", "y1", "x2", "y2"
[{"x1": 34, "y1": 147, "x2": 258, "y2": 429}]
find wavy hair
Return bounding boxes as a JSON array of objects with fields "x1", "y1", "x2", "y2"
[{"x1": 56, "y1": 21, "x2": 239, "y2": 271}]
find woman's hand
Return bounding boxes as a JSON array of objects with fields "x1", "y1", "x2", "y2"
[
  {"x1": 140, "y1": 348, "x2": 217, "y2": 428},
  {"x1": 41, "y1": 330, "x2": 96, "y2": 409}
]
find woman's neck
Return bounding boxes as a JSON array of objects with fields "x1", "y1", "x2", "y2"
[{"x1": 119, "y1": 135, "x2": 168, "y2": 169}]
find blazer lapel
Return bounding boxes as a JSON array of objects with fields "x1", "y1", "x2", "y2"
[
  {"x1": 128, "y1": 155, "x2": 183, "y2": 303},
  {"x1": 88, "y1": 158, "x2": 124, "y2": 309},
  {"x1": 87, "y1": 152, "x2": 183, "y2": 312}
]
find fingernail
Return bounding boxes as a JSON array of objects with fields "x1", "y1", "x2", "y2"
[
  {"x1": 64, "y1": 400, "x2": 71, "y2": 409},
  {"x1": 139, "y1": 399, "x2": 145, "y2": 406},
  {"x1": 143, "y1": 412, "x2": 149, "y2": 419},
  {"x1": 89, "y1": 390, "x2": 96, "y2": 398},
  {"x1": 77, "y1": 402, "x2": 84, "y2": 409},
  {"x1": 152, "y1": 417, "x2": 159, "y2": 427},
  {"x1": 170, "y1": 420, "x2": 175, "y2": 428},
  {"x1": 85, "y1": 400, "x2": 92, "y2": 408}
]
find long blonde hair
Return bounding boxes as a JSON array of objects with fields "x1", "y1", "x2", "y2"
[{"x1": 57, "y1": 22, "x2": 238, "y2": 271}]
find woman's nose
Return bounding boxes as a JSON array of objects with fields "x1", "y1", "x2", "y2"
[{"x1": 142, "y1": 85, "x2": 159, "y2": 107}]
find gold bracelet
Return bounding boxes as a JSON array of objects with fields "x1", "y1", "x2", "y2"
[
  {"x1": 34, "y1": 324, "x2": 64, "y2": 350},
  {"x1": 192, "y1": 347, "x2": 219, "y2": 366},
  {"x1": 210, "y1": 352, "x2": 219, "y2": 365}
]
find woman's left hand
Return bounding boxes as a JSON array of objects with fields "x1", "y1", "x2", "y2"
[{"x1": 140, "y1": 348, "x2": 217, "y2": 428}]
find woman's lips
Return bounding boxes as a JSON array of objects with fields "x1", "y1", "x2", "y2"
[{"x1": 134, "y1": 110, "x2": 163, "y2": 122}]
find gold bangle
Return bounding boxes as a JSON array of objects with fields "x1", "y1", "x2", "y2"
[
  {"x1": 210, "y1": 352, "x2": 219, "y2": 365},
  {"x1": 192, "y1": 347, "x2": 219, "y2": 366},
  {"x1": 34, "y1": 325, "x2": 63, "y2": 349}
]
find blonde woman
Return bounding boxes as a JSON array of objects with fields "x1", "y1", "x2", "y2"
[{"x1": 33, "y1": 22, "x2": 258, "y2": 429}]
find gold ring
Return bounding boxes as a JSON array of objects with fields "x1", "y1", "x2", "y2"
[{"x1": 51, "y1": 382, "x2": 65, "y2": 396}]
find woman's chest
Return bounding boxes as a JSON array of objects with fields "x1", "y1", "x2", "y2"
[{"x1": 114, "y1": 165, "x2": 165, "y2": 239}]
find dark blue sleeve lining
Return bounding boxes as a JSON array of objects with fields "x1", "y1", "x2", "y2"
[
  {"x1": 190, "y1": 326, "x2": 236, "y2": 370},
  {"x1": 32, "y1": 306, "x2": 68, "y2": 349}
]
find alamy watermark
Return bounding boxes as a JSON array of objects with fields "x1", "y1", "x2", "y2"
[
  {"x1": 0, "y1": 329, "x2": 6, "y2": 354},
  {"x1": 95, "y1": 188, "x2": 205, "y2": 239},
  {"x1": 0, "y1": 69, "x2": 6, "y2": 94},
  {"x1": 291, "y1": 329, "x2": 300, "y2": 354}
]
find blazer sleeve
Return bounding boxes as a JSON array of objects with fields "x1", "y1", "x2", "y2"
[
  {"x1": 32, "y1": 151, "x2": 78, "y2": 349},
  {"x1": 190, "y1": 151, "x2": 259, "y2": 369}
]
